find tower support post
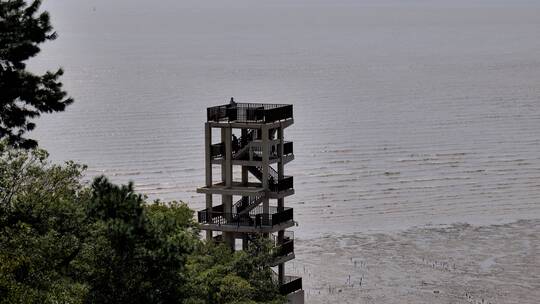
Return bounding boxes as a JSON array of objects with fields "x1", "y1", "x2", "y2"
[
  {"x1": 205, "y1": 123, "x2": 213, "y2": 241},
  {"x1": 222, "y1": 127, "x2": 234, "y2": 249}
]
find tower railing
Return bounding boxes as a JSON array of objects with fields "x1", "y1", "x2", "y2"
[
  {"x1": 280, "y1": 276, "x2": 303, "y2": 295},
  {"x1": 197, "y1": 207, "x2": 293, "y2": 228},
  {"x1": 247, "y1": 165, "x2": 294, "y2": 192},
  {"x1": 234, "y1": 192, "x2": 266, "y2": 214},
  {"x1": 273, "y1": 237, "x2": 294, "y2": 257},
  {"x1": 271, "y1": 270, "x2": 303, "y2": 295},
  {"x1": 207, "y1": 103, "x2": 293, "y2": 123},
  {"x1": 211, "y1": 139, "x2": 293, "y2": 161}
]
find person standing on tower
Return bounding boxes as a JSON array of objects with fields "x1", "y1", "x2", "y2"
[{"x1": 232, "y1": 134, "x2": 239, "y2": 153}]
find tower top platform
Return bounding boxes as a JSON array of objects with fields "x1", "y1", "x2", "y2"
[{"x1": 207, "y1": 102, "x2": 293, "y2": 124}]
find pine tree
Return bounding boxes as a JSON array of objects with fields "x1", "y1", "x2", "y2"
[{"x1": 0, "y1": 0, "x2": 72, "y2": 148}]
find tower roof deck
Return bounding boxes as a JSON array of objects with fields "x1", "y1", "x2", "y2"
[{"x1": 207, "y1": 102, "x2": 293, "y2": 124}]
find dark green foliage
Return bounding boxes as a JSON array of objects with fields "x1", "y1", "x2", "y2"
[
  {"x1": 184, "y1": 239, "x2": 285, "y2": 304},
  {"x1": 0, "y1": 0, "x2": 73, "y2": 148},
  {"x1": 0, "y1": 144, "x2": 284, "y2": 304},
  {"x1": 0, "y1": 141, "x2": 88, "y2": 303},
  {"x1": 79, "y1": 177, "x2": 200, "y2": 304}
]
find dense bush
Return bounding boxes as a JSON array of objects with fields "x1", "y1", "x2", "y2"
[{"x1": 0, "y1": 142, "x2": 284, "y2": 304}]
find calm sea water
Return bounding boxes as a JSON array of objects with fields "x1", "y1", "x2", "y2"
[{"x1": 29, "y1": 0, "x2": 540, "y2": 238}]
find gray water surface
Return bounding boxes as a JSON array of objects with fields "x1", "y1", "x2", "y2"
[{"x1": 30, "y1": 0, "x2": 540, "y2": 238}]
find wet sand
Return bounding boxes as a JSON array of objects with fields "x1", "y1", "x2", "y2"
[{"x1": 292, "y1": 219, "x2": 539, "y2": 303}]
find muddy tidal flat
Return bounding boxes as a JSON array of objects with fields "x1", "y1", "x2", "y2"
[{"x1": 293, "y1": 220, "x2": 539, "y2": 304}]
